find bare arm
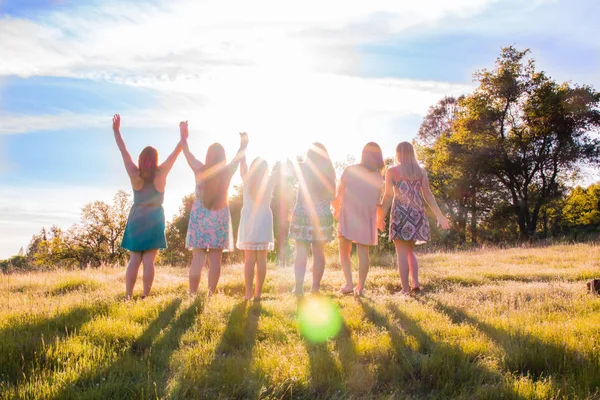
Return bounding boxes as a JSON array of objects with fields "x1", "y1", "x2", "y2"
[
  {"x1": 331, "y1": 170, "x2": 346, "y2": 220},
  {"x1": 179, "y1": 121, "x2": 204, "y2": 173},
  {"x1": 421, "y1": 171, "x2": 450, "y2": 229},
  {"x1": 378, "y1": 168, "x2": 394, "y2": 231},
  {"x1": 112, "y1": 114, "x2": 139, "y2": 180},
  {"x1": 239, "y1": 150, "x2": 248, "y2": 182},
  {"x1": 158, "y1": 141, "x2": 183, "y2": 177},
  {"x1": 227, "y1": 132, "x2": 249, "y2": 176}
]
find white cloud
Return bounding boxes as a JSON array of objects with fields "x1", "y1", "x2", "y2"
[
  {"x1": 0, "y1": 184, "x2": 119, "y2": 258},
  {"x1": 0, "y1": 0, "x2": 502, "y2": 79}
]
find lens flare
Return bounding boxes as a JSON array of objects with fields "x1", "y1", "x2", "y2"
[{"x1": 297, "y1": 297, "x2": 342, "y2": 343}]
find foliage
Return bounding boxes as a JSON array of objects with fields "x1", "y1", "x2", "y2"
[
  {"x1": 10, "y1": 191, "x2": 133, "y2": 271},
  {"x1": 417, "y1": 46, "x2": 600, "y2": 243},
  {"x1": 158, "y1": 194, "x2": 195, "y2": 266}
]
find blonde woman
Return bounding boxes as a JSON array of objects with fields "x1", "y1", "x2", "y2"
[{"x1": 379, "y1": 142, "x2": 450, "y2": 295}]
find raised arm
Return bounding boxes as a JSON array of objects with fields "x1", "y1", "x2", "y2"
[
  {"x1": 239, "y1": 147, "x2": 248, "y2": 182},
  {"x1": 158, "y1": 129, "x2": 183, "y2": 176},
  {"x1": 421, "y1": 171, "x2": 450, "y2": 229},
  {"x1": 179, "y1": 121, "x2": 204, "y2": 173},
  {"x1": 377, "y1": 168, "x2": 395, "y2": 231},
  {"x1": 227, "y1": 132, "x2": 249, "y2": 175},
  {"x1": 112, "y1": 114, "x2": 139, "y2": 179}
]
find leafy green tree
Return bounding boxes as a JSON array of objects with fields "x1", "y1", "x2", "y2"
[
  {"x1": 159, "y1": 193, "x2": 195, "y2": 266},
  {"x1": 417, "y1": 96, "x2": 495, "y2": 245},
  {"x1": 456, "y1": 46, "x2": 600, "y2": 239},
  {"x1": 562, "y1": 183, "x2": 600, "y2": 227}
]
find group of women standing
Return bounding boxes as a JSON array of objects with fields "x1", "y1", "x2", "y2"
[{"x1": 112, "y1": 115, "x2": 450, "y2": 301}]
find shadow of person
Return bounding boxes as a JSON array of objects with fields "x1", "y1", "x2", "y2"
[
  {"x1": 358, "y1": 298, "x2": 526, "y2": 398},
  {"x1": 0, "y1": 302, "x2": 110, "y2": 385},
  {"x1": 427, "y1": 298, "x2": 600, "y2": 396},
  {"x1": 196, "y1": 300, "x2": 262, "y2": 398},
  {"x1": 52, "y1": 297, "x2": 204, "y2": 399}
]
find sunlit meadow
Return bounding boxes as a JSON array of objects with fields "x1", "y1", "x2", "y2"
[{"x1": 1, "y1": 243, "x2": 599, "y2": 399}]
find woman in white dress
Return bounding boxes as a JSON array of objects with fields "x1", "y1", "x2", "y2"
[{"x1": 237, "y1": 155, "x2": 280, "y2": 300}]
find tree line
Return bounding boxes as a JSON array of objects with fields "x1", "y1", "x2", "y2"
[{"x1": 2, "y1": 46, "x2": 599, "y2": 272}]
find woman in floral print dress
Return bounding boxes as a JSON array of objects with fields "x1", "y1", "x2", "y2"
[{"x1": 180, "y1": 121, "x2": 248, "y2": 296}]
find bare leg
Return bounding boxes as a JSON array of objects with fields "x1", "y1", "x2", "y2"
[
  {"x1": 255, "y1": 250, "x2": 268, "y2": 299},
  {"x1": 125, "y1": 251, "x2": 143, "y2": 300},
  {"x1": 141, "y1": 249, "x2": 158, "y2": 297},
  {"x1": 406, "y1": 241, "x2": 419, "y2": 289},
  {"x1": 394, "y1": 240, "x2": 411, "y2": 294},
  {"x1": 311, "y1": 241, "x2": 326, "y2": 293},
  {"x1": 356, "y1": 244, "x2": 370, "y2": 295},
  {"x1": 243, "y1": 250, "x2": 257, "y2": 300},
  {"x1": 189, "y1": 249, "x2": 207, "y2": 296},
  {"x1": 294, "y1": 241, "x2": 310, "y2": 295},
  {"x1": 207, "y1": 249, "x2": 224, "y2": 294},
  {"x1": 339, "y1": 237, "x2": 354, "y2": 292}
]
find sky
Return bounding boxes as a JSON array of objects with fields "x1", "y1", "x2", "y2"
[{"x1": 1, "y1": 0, "x2": 599, "y2": 258}]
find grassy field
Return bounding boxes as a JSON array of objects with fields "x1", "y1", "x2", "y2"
[{"x1": 1, "y1": 243, "x2": 599, "y2": 399}]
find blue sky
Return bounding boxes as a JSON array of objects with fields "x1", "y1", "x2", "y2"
[{"x1": 1, "y1": 0, "x2": 599, "y2": 258}]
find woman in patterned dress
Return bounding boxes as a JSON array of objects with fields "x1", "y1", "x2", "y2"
[
  {"x1": 180, "y1": 121, "x2": 248, "y2": 296},
  {"x1": 112, "y1": 114, "x2": 183, "y2": 300},
  {"x1": 289, "y1": 143, "x2": 336, "y2": 295},
  {"x1": 378, "y1": 142, "x2": 450, "y2": 295}
]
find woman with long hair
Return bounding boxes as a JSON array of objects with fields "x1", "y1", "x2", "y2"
[
  {"x1": 289, "y1": 142, "x2": 336, "y2": 295},
  {"x1": 113, "y1": 114, "x2": 182, "y2": 300},
  {"x1": 237, "y1": 154, "x2": 280, "y2": 300},
  {"x1": 180, "y1": 122, "x2": 248, "y2": 296},
  {"x1": 379, "y1": 141, "x2": 450, "y2": 295},
  {"x1": 332, "y1": 142, "x2": 385, "y2": 296}
]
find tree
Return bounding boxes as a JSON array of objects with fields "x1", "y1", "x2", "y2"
[
  {"x1": 73, "y1": 190, "x2": 132, "y2": 265},
  {"x1": 159, "y1": 193, "x2": 195, "y2": 266},
  {"x1": 562, "y1": 182, "x2": 600, "y2": 227},
  {"x1": 457, "y1": 46, "x2": 600, "y2": 239},
  {"x1": 416, "y1": 96, "x2": 495, "y2": 245}
]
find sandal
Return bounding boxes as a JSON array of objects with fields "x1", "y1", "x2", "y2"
[
  {"x1": 340, "y1": 285, "x2": 354, "y2": 295},
  {"x1": 410, "y1": 287, "x2": 422, "y2": 296}
]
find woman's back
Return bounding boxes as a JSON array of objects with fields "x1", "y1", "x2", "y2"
[
  {"x1": 338, "y1": 164, "x2": 383, "y2": 246},
  {"x1": 343, "y1": 165, "x2": 382, "y2": 207},
  {"x1": 390, "y1": 166, "x2": 425, "y2": 210},
  {"x1": 133, "y1": 179, "x2": 164, "y2": 206}
]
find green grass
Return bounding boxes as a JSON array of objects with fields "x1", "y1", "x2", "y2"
[{"x1": 1, "y1": 243, "x2": 599, "y2": 399}]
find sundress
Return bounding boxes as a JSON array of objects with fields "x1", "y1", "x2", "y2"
[
  {"x1": 237, "y1": 183, "x2": 275, "y2": 251},
  {"x1": 121, "y1": 179, "x2": 167, "y2": 252},
  {"x1": 338, "y1": 165, "x2": 383, "y2": 246},
  {"x1": 389, "y1": 178, "x2": 430, "y2": 244},
  {"x1": 186, "y1": 182, "x2": 233, "y2": 251},
  {"x1": 289, "y1": 199, "x2": 334, "y2": 242}
]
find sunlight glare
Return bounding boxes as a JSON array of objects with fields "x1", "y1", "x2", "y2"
[{"x1": 297, "y1": 297, "x2": 343, "y2": 343}]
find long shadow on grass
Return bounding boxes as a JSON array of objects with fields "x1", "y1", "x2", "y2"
[
  {"x1": 428, "y1": 299, "x2": 600, "y2": 397},
  {"x1": 359, "y1": 299, "x2": 526, "y2": 399},
  {"x1": 192, "y1": 300, "x2": 262, "y2": 398},
  {"x1": 54, "y1": 297, "x2": 204, "y2": 400},
  {"x1": 0, "y1": 303, "x2": 109, "y2": 385},
  {"x1": 331, "y1": 319, "x2": 374, "y2": 395}
]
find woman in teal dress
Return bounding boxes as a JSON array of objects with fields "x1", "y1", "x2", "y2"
[{"x1": 112, "y1": 114, "x2": 183, "y2": 300}]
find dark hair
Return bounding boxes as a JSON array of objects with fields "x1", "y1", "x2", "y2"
[
  {"x1": 138, "y1": 146, "x2": 158, "y2": 180},
  {"x1": 303, "y1": 142, "x2": 336, "y2": 199},
  {"x1": 202, "y1": 143, "x2": 228, "y2": 210},
  {"x1": 247, "y1": 158, "x2": 269, "y2": 201},
  {"x1": 360, "y1": 142, "x2": 384, "y2": 173}
]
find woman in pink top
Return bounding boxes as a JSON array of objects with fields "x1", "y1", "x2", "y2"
[{"x1": 333, "y1": 142, "x2": 385, "y2": 296}]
